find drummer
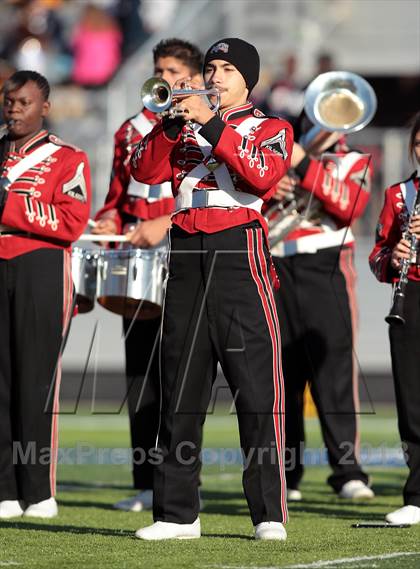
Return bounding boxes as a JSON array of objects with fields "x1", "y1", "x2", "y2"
[{"x1": 91, "y1": 38, "x2": 203, "y2": 512}]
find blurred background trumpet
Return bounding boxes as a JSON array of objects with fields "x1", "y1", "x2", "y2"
[
  {"x1": 267, "y1": 71, "x2": 377, "y2": 247},
  {"x1": 141, "y1": 76, "x2": 220, "y2": 118}
]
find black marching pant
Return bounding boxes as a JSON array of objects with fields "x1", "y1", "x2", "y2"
[
  {"x1": 0, "y1": 248, "x2": 72, "y2": 503},
  {"x1": 389, "y1": 280, "x2": 420, "y2": 507},
  {"x1": 154, "y1": 223, "x2": 287, "y2": 526},
  {"x1": 123, "y1": 316, "x2": 161, "y2": 490},
  {"x1": 273, "y1": 246, "x2": 368, "y2": 492}
]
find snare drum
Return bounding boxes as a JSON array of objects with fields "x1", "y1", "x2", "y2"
[
  {"x1": 71, "y1": 247, "x2": 98, "y2": 313},
  {"x1": 96, "y1": 247, "x2": 167, "y2": 320}
]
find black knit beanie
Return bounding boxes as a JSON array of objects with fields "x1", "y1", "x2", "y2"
[{"x1": 203, "y1": 38, "x2": 260, "y2": 94}]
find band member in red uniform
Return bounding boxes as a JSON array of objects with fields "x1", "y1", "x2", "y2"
[
  {"x1": 131, "y1": 38, "x2": 293, "y2": 541},
  {"x1": 91, "y1": 39, "x2": 203, "y2": 512},
  {"x1": 0, "y1": 71, "x2": 91, "y2": 519},
  {"x1": 370, "y1": 111, "x2": 420, "y2": 525},
  {"x1": 270, "y1": 115, "x2": 374, "y2": 501}
]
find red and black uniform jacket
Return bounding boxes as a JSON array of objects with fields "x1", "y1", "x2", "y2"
[
  {"x1": 95, "y1": 108, "x2": 175, "y2": 231},
  {"x1": 0, "y1": 129, "x2": 91, "y2": 259},
  {"x1": 269, "y1": 142, "x2": 372, "y2": 257},
  {"x1": 369, "y1": 171, "x2": 420, "y2": 283},
  {"x1": 130, "y1": 102, "x2": 293, "y2": 234}
]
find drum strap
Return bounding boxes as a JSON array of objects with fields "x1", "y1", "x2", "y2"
[
  {"x1": 127, "y1": 112, "x2": 172, "y2": 201},
  {"x1": 401, "y1": 179, "x2": 417, "y2": 213}
]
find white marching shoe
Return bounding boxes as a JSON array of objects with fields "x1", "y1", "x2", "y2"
[
  {"x1": 385, "y1": 505, "x2": 420, "y2": 525},
  {"x1": 114, "y1": 490, "x2": 153, "y2": 512},
  {"x1": 24, "y1": 497, "x2": 58, "y2": 519},
  {"x1": 287, "y1": 488, "x2": 302, "y2": 502},
  {"x1": 254, "y1": 521, "x2": 287, "y2": 541},
  {"x1": 338, "y1": 480, "x2": 374, "y2": 500},
  {"x1": 135, "y1": 518, "x2": 201, "y2": 540},
  {"x1": 115, "y1": 489, "x2": 205, "y2": 512},
  {"x1": 0, "y1": 500, "x2": 25, "y2": 519}
]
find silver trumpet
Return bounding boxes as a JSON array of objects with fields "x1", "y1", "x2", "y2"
[
  {"x1": 267, "y1": 71, "x2": 377, "y2": 248},
  {"x1": 141, "y1": 76, "x2": 220, "y2": 117}
]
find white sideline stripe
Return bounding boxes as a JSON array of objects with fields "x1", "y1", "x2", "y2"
[
  {"x1": 205, "y1": 552, "x2": 420, "y2": 569},
  {"x1": 282, "y1": 551, "x2": 420, "y2": 568},
  {"x1": 0, "y1": 563, "x2": 22, "y2": 566}
]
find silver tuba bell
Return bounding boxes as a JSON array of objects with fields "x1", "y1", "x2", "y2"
[
  {"x1": 267, "y1": 71, "x2": 377, "y2": 248},
  {"x1": 140, "y1": 76, "x2": 220, "y2": 116},
  {"x1": 304, "y1": 70, "x2": 377, "y2": 134}
]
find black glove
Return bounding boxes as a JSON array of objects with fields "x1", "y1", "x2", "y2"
[{"x1": 162, "y1": 116, "x2": 185, "y2": 140}]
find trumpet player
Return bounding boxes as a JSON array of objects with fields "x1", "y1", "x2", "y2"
[
  {"x1": 131, "y1": 37, "x2": 293, "y2": 541},
  {"x1": 91, "y1": 38, "x2": 203, "y2": 513},
  {"x1": 370, "y1": 111, "x2": 420, "y2": 525},
  {"x1": 270, "y1": 109, "x2": 374, "y2": 501}
]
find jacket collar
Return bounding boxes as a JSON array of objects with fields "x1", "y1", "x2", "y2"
[
  {"x1": 9, "y1": 129, "x2": 49, "y2": 155},
  {"x1": 220, "y1": 102, "x2": 254, "y2": 122}
]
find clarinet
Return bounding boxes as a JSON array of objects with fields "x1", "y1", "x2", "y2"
[{"x1": 385, "y1": 189, "x2": 420, "y2": 325}]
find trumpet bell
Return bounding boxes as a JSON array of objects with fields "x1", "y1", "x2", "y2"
[
  {"x1": 141, "y1": 76, "x2": 221, "y2": 116},
  {"x1": 304, "y1": 71, "x2": 377, "y2": 133},
  {"x1": 141, "y1": 76, "x2": 172, "y2": 114}
]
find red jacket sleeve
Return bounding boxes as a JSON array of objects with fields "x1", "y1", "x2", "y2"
[
  {"x1": 130, "y1": 122, "x2": 176, "y2": 184},
  {"x1": 297, "y1": 152, "x2": 372, "y2": 224},
  {"x1": 369, "y1": 187, "x2": 400, "y2": 283},
  {"x1": 199, "y1": 115, "x2": 293, "y2": 197},
  {"x1": 1, "y1": 150, "x2": 91, "y2": 242}
]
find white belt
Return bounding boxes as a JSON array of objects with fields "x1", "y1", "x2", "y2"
[
  {"x1": 127, "y1": 178, "x2": 173, "y2": 202},
  {"x1": 175, "y1": 189, "x2": 263, "y2": 213},
  {"x1": 272, "y1": 227, "x2": 355, "y2": 257}
]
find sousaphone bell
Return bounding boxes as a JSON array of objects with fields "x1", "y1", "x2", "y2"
[{"x1": 267, "y1": 71, "x2": 377, "y2": 247}]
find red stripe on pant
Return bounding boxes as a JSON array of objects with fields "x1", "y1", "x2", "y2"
[
  {"x1": 246, "y1": 228, "x2": 288, "y2": 522},
  {"x1": 49, "y1": 250, "x2": 73, "y2": 497}
]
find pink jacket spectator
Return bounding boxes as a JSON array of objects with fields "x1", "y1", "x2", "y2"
[{"x1": 71, "y1": 6, "x2": 122, "y2": 87}]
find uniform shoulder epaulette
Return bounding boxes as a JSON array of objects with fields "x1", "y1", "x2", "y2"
[
  {"x1": 252, "y1": 108, "x2": 266, "y2": 118},
  {"x1": 48, "y1": 134, "x2": 82, "y2": 152}
]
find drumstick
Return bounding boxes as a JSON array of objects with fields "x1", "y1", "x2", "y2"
[
  {"x1": 77, "y1": 234, "x2": 128, "y2": 243},
  {"x1": 87, "y1": 218, "x2": 97, "y2": 228}
]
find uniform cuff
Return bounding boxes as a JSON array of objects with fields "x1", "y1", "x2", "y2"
[
  {"x1": 294, "y1": 155, "x2": 311, "y2": 180},
  {"x1": 199, "y1": 115, "x2": 226, "y2": 147}
]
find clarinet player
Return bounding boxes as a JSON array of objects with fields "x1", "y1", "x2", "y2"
[{"x1": 369, "y1": 111, "x2": 420, "y2": 524}]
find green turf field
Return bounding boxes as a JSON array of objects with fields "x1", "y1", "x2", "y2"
[{"x1": 0, "y1": 406, "x2": 419, "y2": 569}]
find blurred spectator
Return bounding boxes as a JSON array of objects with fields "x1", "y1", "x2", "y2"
[
  {"x1": 1, "y1": 0, "x2": 72, "y2": 84},
  {"x1": 71, "y1": 4, "x2": 122, "y2": 88},
  {"x1": 0, "y1": 60, "x2": 16, "y2": 127},
  {"x1": 116, "y1": 0, "x2": 148, "y2": 57},
  {"x1": 263, "y1": 53, "x2": 304, "y2": 126},
  {"x1": 0, "y1": 60, "x2": 16, "y2": 91}
]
